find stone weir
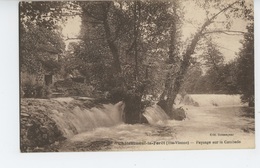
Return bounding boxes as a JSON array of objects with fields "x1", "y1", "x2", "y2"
[{"x1": 20, "y1": 97, "x2": 124, "y2": 152}]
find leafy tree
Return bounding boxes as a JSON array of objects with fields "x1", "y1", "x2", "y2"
[
  {"x1": 71, "y1": 1, "x2": 179, "y2": 123},
  {"x1": 20, "y1": 1, "x2": 67, "y2": 100},
  {"x1": 20, "y1": 0, "x2": 254, "y2": 122},
  {"x1": 200, "y1": 39, "x2": 224, "y2": 72},
  {"x1": 158, "y1": 0, "x2": 252, "y2": 118},
  {"x1": 20, "y1": 2, "x2": 67, "y2": 74},
  {"x1": 20, "y1": 25, "x2": 65, "y2": 74},
  {"x1": 180, "y1": 64, "x2": 203, "y2": 94},
  {"x1": 71, "y1": 0, "x2": 253, "y2": 121},
  {"x1": 236, "y1": 23, "x2": 254, "y2": 106},
  {"x1": 19, "y1": 1, "x2": 77, "y2": 30}
]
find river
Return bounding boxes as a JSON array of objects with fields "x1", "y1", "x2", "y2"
[{"x1": 52, "y1": 94, "x2": 254, "y2": 151}]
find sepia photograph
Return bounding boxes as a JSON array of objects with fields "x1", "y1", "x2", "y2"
[{"x1": 19, "y1": 0, "x2": 254, "y2": 152}]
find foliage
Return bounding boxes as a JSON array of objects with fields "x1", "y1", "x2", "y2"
[
  {"x1": 181, "y1": 41, "x2": 238, "y2": 94},
  {"x1": 19, "y1": 1, "x2": 78, "y2": 30},
  {"x1": 21, "y1": 73, "x2": 51, "y2": 98},
  {"x1": 184, "y1": 62, "x2": 238, "y2": 94},
  {"x1": 200, "y1": 39, "x2": 224, "y2": 69},
  {"x1": 20, "y1": 0, "x2": 254, "y2": 122},
  {"x1": 236, "y1": 23, "x2": 254, "y2": 105},
  {"x1": 22, "y1": 81, "x2": 52, "y2": 99},
  {"x1": 20, "y1": 25, "x2": 65, "y2": 74},
  {"x1": 54, "y1": 79, "x2": 94, "y2": 97},
  {"x1": 71, "y1": 1, "x2": 180, "y2": 95}
]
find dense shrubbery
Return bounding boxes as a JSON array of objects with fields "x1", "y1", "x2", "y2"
[
  {"x1": 22, "y1": 82, "x2": 52, "y2": 98},
  {"x1": 21, "y1": 72, "x2": 95, "y2": 98},
  {"x1": 54, "y1": 79, "x2": 94, "y2": 97},
  {"x1": 21, "y1": 73, "x2": 52, "y2": 98}
]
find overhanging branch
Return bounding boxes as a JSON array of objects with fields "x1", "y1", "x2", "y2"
[
  {"x1": 202, "y1": 30, "x2": 246, "y2": 36},
  {"x1": 183, "y1": 0, "x2": 240, "y2": 60},
  {"x1": 64, "y1": 37, "x2": 106, "y2": 41}
]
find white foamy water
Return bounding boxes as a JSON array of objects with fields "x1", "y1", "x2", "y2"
[
  {"x1": 182, "y1": 94, "x2": 244, "y2": 107},
  {"x1": 143, "y1": 105, "x2": 169, "y2": 125},
  {"x1": 50, "y1": 101, "x2": 125, "y2": 138},
  {"x1": 57, "y1": 94, "x2": 254, "y2": 151}
]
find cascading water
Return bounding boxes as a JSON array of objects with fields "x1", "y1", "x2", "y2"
[
  {"x1": 50, "y1": 94, "x2": 244, "y2": 137},
  {"x1": 182, "y1": 94, "x2": 244, "y2": 107},
  {"x1": 21, "y1": 95, "x2": 254, "y2": 152},
  {"x1": 59, "y1": 94, "x2": 254, "y2": 151},
  {"x1": 49, "y1": 100, "x2": 125, "y2": 138},
  {"x1": 143, "y1": 104, "x2": 169, "y2": 125},
  {"x1": 142, "y1": 94, "x2": 245, "y2": 125}
]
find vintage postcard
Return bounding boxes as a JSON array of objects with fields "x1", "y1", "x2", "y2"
[{"x1": 20, "y1": 0, "x2": 254, "y2": 152}]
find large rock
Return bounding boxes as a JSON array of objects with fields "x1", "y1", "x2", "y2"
[
  {"x1": 157, "y1": 100, "x2": 187, "y2": 121},
  {"x1": 172, "y1": 107, "x2": 186, "y2": 121},
  {"x1": 20, "y1": 99, "x2": 66, "y2": 152},
  {"x1": 182, "y1": 95, "x2": 199, "y2": 106}
]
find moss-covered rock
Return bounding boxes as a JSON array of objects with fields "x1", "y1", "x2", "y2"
[
  {"x1": 20, "y1": 97, "x2": 106, "y2": 152},
  {"x1": 20, "y1": 99, "x2": 66, "y2": 152}
]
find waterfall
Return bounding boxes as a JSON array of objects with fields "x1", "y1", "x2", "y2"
[
  {"x1": 50, "y1": 101, "x2": 125, "y2": 138},
  {"x1": 48, "y1": 94, "x2": 243, "y2": 138},
  {"x1": 143, "y1": 104, "x2": 169, "y2": 125},
  {"x1": 142, "y1": 94, "x2": 244, "y2": 125},
  {"x1": 181, "y1": 94, "x2": 244, "y2": 107}
]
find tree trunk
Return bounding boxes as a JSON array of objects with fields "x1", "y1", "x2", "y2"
[
  {"x1": 158, "y1": 10, "x2": 180, "y2": 118},
  {"x1": 163, "y1": 62, "x2": 190, "y2": 119},
  {"x1": 123, "y1": 1, "x2": 143, "y2": 124},
  {"x1": 102, "y1": 3, "x2": 144, "y2": 124},
  {"x1": 159, "y1": 72, "x2": 171, "y2": 101},
  {"x1": 103, "y1": 18, "x2": 122, "y2": 73},
  {"x1": 158, "y1": 2, "x2": 238, "y2": 119},
  {"x1": 124, "y1": 93, "x2": 142, "y2": 124}
]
